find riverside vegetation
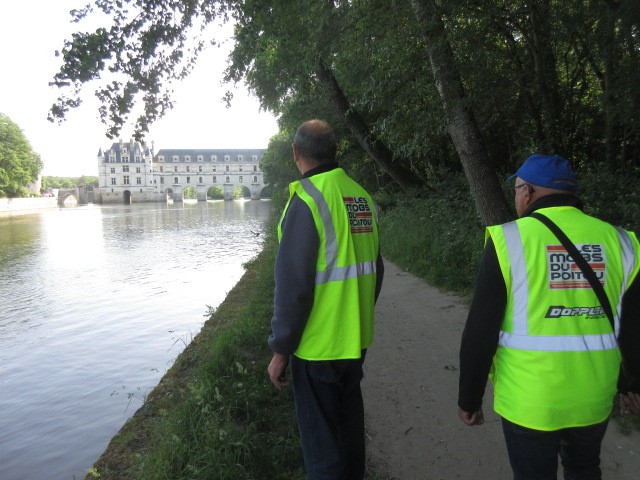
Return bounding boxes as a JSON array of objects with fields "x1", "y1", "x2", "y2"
[{"x1": 88, "y1": 167, "x2": 640, "y2": 479}]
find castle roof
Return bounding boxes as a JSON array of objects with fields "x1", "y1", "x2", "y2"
[{"x1": 155, "y1": 148, "x2": 265, "y2": 161}]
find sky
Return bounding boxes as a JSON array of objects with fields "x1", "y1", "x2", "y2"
[{"x1": 0, "y1": 1, "x2": 279, "y2": 177}]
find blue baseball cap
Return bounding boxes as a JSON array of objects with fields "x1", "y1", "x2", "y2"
[{"x1": 507, "y1": 154, "x2": 578, "y2": 191}]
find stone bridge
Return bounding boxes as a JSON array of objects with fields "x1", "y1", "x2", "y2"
[
  {"x1": 57, "y1": 187, "x2": 91, "y2": 206},
  {"x1": 168, "y1": 181, "x2": 268, "y2": 202}
]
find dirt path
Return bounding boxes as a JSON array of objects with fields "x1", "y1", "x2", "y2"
[{"x1": 362, "y1": 259, "x2": 640, "y2": 480}]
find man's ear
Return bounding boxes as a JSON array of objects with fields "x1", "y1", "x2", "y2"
[{"x1": 523, "y1": 184, "x2": 536, "y2": 207}]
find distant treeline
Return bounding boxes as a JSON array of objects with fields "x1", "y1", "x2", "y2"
[{"x1": 42, "y1": 176, "x2": 98, "y2": 189}]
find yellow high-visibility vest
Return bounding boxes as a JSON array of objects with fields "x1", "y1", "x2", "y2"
[
  {"x1": 278, "y1": 168, "x2": 379, "y2": 360},
  {"x1": 487, "y1": 206, "x2": 639, "y2": 430}
]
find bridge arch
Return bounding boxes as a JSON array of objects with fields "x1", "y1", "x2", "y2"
[
  {"x1": 259, "y1": 185, "x2": 273, "y2": 199},
  {"x1": 207, "y1": 186, "x2": 224, "y2": 200},
  {"x1": 57, "y1": 187, "x2": 88, "y2": 206},
  {"x1": 59, "y1": 193, "x2": 78, "y2": 206},
  {"x1": 233, "y1": 185, "x2": 251, "y2": 199}
]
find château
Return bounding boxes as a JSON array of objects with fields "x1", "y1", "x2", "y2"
[{"x1": 95, "y1": 139, "x2": 267, "y2": 203}]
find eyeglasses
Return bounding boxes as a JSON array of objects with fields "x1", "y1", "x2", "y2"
[{"x1": 511, "y1": 183, "x2": 533, "y2": 195}]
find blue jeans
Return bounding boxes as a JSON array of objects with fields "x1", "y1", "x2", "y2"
[
  {"x1": 501, "y1": 417, "x2": 609, "y2": 480},
  {"x1": 290, "y1": 353, "x2": 366, "y2": 480}
]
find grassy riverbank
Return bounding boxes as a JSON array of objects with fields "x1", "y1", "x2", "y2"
[{"x1": 88, "y1": 228, "x2": 305, "y2": 479}]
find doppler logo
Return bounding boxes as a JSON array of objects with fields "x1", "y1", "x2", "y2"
[
  {"x1": 545, "y1": 305, "x2": 605, "y2": 318},
  {"x1": 546, "y1": 244, "x2": 606, "y2": 289},
  {"x1": 343, "y1": 196, "x2": 373, "y2": 234}
]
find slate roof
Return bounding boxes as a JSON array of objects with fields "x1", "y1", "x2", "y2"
[
  {"x1": 100, "y1": 140, "x2": 152, "y2": 162},
  {"x1": 155, "y1": 149, "x2": 265, "y2": 162}
]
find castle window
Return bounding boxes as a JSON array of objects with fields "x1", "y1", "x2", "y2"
[
  {"x1": 254, "y1": 176, "x2": 258, "y2": 183},
  {"x1": 212, "y1": 165, "x2": 216, "y2": 172},
  {"x1": 239, "y1": 165, "x2": 243, "y2": 172},
  {"x1": 198, "y1": 165, "x2": 203, "y2": 173},
  {"x1": 136, "y1": 167, "x2": 141, "y2": 173},
  {"x1": 185, "y1": 155, "x2": 191, "y2": 162},
  {"x1": 111, "y1": 177, "x2": 116, "y2": 185},
  {"x1": 197, "y1": 155, "x2": 203, "y2": 162},
  {"x1": 252, "y1": 155, "x2": 258, "y2": 162},
  {"x1": 173, "y1": 155, "x2": 179, "y2": 162},
  {"x1": 211, "y1": 155, "x2": 217, "y2": 162},
  {"x1": 134, "y1": 156, "x2": 140, "y2": 162},
  {"x1": 226, "y1": 165, "x2": 229, "y2": 172},
  {"x1": 238, "y1": 155, "x2": 243, "y2": 162},
  {"x1": 174, "y1": 166, "x2": 178, "y2": 173},
  {"x1": 187, "y1": 177, "x2": 191, "y2": 184},
  {"x1": 225, "y1": 176, "x2": 230, "y2": 183},
  {"x1": 160, "y1": 166, "x2": 164, "y2": 173},
  {"x1": 174, "y1": 177, "x2": 179, "y2": 184},
  {"x1": 136, "y1": 177, "x2": 142, "y2": 185},
  {"x1": 158, "y1": 156, "x2": 165, "y2": 162},
  {"x1": 109, "y1": 155, "x2": 116, "y2": 162},
  {"x1": 110, "y1": 167, "x2": 115, "y2": 174},
  {"x1": 199, "y1": 177, "x2": 203, "y2": 184},
  {"x1": 253, "y1": 165, "x2": 257, "y2": 172},
  {"x1": 123, "y1": 165, "x2": 129, "y2": 172},
  {"x1": 224, "y1": 155, "x2": 230, "y2": 162},
  {"x1": 122, "y1": 156, "x2": 129, "y2": 163},
  {"x1": 160, "y1": 177, "x2": 164, "y2": 184},
  {"x1": 123, "y1": 175, "x2": 130, "y2": 185},
  {"x1": 186, "y1": 166, "x2": 191, "y2": 173},
  {"x1": 212, "y1": 176, "x2": 217, "y2": 183},
  {"x1": 239, "y1": 176, "x2": 243, "y2": 183}
]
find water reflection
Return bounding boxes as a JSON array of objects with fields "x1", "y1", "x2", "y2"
[
  {"x1": 0, "y1": 216, "x2": 44, "y2": 269},
  {"x1": 0, "y1": 200, "x2": 273, "y2": 479}
]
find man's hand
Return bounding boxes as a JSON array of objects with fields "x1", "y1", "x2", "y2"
[
  {"x1": 620, "y1": 392, "x2": 640, "y2": 415},
  {"x1": 268, "y1": 353, "x2": 290, "y2": 389},
  {"x1": 458, "y1": 407, "x2": 485, "y2": 426}
]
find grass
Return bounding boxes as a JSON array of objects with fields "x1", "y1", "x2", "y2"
[
  {"x1": 88, "y1": 227, "x2": 305, "y2": 479},
  {"x1": 375, "y1": 176, "x2": 486, "y2": 297}
]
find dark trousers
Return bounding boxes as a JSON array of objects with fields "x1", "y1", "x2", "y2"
[
  {"x1": 501, "y1": 417, "x2": 609, "y2": 480},
  {"x1": 290, "y1": 352, "x2": 366, "y2": 480}
]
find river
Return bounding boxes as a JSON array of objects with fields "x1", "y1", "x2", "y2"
[{"x1": 0, "y1": 200, "x2": 274, "y2": 480}]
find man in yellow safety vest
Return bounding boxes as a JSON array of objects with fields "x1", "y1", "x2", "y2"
[
  {"x1": 267, "y1": 119, "x2": 384, "y2": 479},
  {"x1": 458, "y1": 154, "x2": 640, "y2": 479}
]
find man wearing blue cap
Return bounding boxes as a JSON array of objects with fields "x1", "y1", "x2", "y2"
[{"x1": 457, "y1": 154, "x2": 640, "y2": 479}]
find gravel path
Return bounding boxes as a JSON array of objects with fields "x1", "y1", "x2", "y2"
[{"x1": 362, "y1": 259, "x2": 640, "y2": 480}]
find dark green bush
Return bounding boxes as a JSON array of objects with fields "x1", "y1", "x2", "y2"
[{"x1": 377, "y1": 175, "x2": 485, "y2": 294}]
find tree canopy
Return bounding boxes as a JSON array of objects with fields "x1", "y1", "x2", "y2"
[
  {"x1": 50, "y1": 0, "x2": 640, "y2": 224},
  {"x1": 0, "y1": 113, "x2": 43, "y2": 198},
  {"x1": 42, "y1": 176, "x2": 99, "y2": 189}
]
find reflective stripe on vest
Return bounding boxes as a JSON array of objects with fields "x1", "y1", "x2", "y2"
[
  {"x1": 299, "y1": 178, "x2": 377, "y2": 284},
  {"x1": 498, "y1": 221, "x2": 636, "y2": 351},
  {"x1": 615, "y1": 226, "x2": 638, "y2": 331}
]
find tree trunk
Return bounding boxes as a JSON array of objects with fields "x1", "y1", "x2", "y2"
[
  {"x1": 316, "y1": 60, "x2": 421, "y2": 189},
  {"x1": 601, "y1": 1, "x2": 621, "y2": 168},
  {"x1": 410, "y1": 0, "x2": 511, "y2": 226},
  {"x1": 525, "y1": 0, "x2": 565, "y2": 154}
]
